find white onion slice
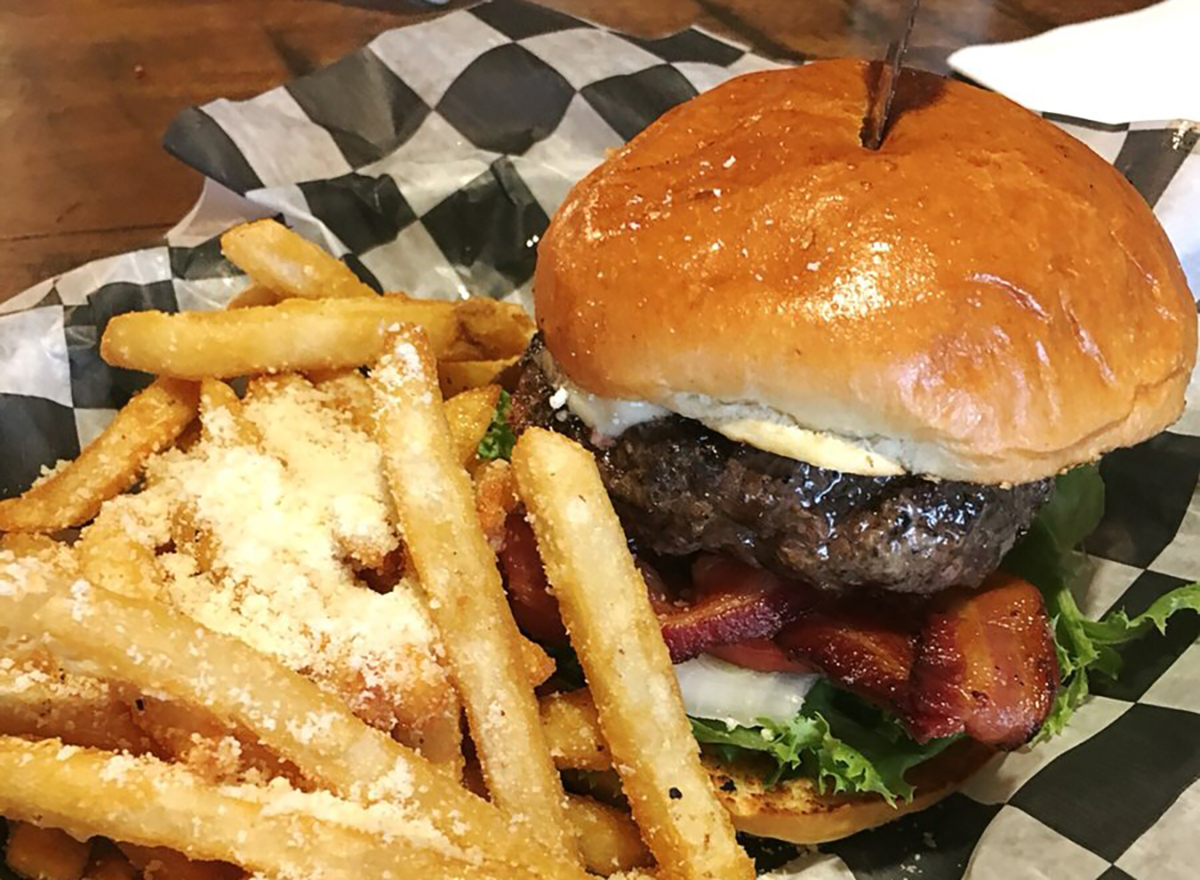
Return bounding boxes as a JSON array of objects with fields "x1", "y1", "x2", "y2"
[{"x1": 674, "y1": 654, "x2": 818, "y2": 728}]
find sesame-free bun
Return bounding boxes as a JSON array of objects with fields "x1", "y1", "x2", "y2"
[
  {"x1": 707, "y1": 739, "x2": 995, "y2": 844},
  {"x1": 533, "y1": 60, "x2": 1196, "y2": 483}
]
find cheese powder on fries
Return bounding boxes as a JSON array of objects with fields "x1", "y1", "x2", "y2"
[{"x1": 126, "y1": 378, "x2": 459, "y2": 762}]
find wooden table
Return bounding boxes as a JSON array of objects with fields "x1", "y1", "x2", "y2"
[{"x1": 0, "y1": 0, "x2": 1157, "y2": 302}]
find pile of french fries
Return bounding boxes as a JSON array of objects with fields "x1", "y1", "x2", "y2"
[{"x1": 0, "y1": 221, "x2": 755, "y2": 880}]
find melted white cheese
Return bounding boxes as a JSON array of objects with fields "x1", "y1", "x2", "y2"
[
  {"x1": 542, "y1": 357, "x2": 903, "y2": 476},
  {"x1": 673, "y1": 654, "x2": 818, "y2": 728},
  {"x1": 552, "y1": 379, "x2": 669, "y2": 436},
  {"x1": 700, "y1": 417, "x2": 904, "y2": 476}
]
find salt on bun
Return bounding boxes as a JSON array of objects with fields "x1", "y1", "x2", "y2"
[{"x1": 534, "y1": 59, "x2": 1196, "y2": 484}]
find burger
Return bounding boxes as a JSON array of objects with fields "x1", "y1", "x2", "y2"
[{"x1": 496, "y1": 59, "x2": 1199, "y2": 843}]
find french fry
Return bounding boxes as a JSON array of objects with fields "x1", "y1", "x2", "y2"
[
  {"x1": 370, "y1": 327, "x2": 581, "y2": 868},
  {"x1": 225, "y1": 284, "x2": 280, "y2": 310},
  {"x1": 20, "y1": 576, "x2": 384, "y2": 785},
  {"x1": 4, "y1": 822, "x2": 91, "y2": 880},
  {"x1": 0, "y1": 649, "x2": 152, "y2": 755},
  {"x1": 513, "y1": 428, "x2": 754, "y2": 880},
  {"x1": 3, "y1": 616, "x2": 294, "y2": 786},
  {"x1": 119, "y1": 383, "x2": 457, "y2": 765},
  {"x1": 0, "y1": 534, "x2": 63, "y2": 560},
  {"x1": 473, "y1": 459, "x2": 518, "y2": 550},
  {"x1": 243, "y1": 372, "x2": 311, "y2": 403},
  {"x1": 566, "y1": 796, "x2": 653, "y2": 876},
  {"x1": 130, "y1": 697, "x2": 301, "y2": 786},
  {"x1": 439, "y1": 357, "x2": 519, "y2": 398},
  {"x1": 0, "y1": 738, "x2": 534, "y2": 880},
  {"x1": 76, "y1": 504, "x2": 161, "y2": 602},
  {"x1": 541, "y1": 689, "x2": 611, "y2": 771},
  {"x1": 116, "y1": 845, "x2": 241, "y2": 880},
  {"x1": 221, "y1": 219, "x2": 375, "y2": 300},
  {"x1": 521, "y1": 636, "x2": 555, "y2": 688},
  {"x1": 198, "y1": 379, "x2": 259, "y2": 446},
  {"x1": 101, "y1": 297, "x2": 533, "y2": 380},
  {"x1": 1, "y1": 576, "x2": 581, "y2": 880},
  {"x1": 0, "y1": 534, "x2": 77, "y2": 579},
  {"x1": 0, "y1": 379, "x2": 199, "y2": 532},
  {"x1": 445, "y1": 385, "x2": 502, "y2": 467},
  {"x1": 311, "y1": 369, "x2": 375, "y2": 434},
  {"x1": 167, "y1": 507, "x2": 217, "y2": 575},
  {"x1": 242, "y1": 372, "x2": 398, "y2": 572},
  {"x1": 456, "y1": 300, "x2": 535, "y2": 362},
  {"x1": 0, "y1": 683, "x2": 147, "y2": 755}
]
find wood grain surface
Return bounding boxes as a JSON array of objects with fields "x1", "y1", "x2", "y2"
[{"x1": 0, "y1": 0, "x2": 1157, "y2": 301}]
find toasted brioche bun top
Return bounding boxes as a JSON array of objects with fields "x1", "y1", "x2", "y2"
[{"x1": 533, "y1": 60, "x2": 1196, "y2": 483}]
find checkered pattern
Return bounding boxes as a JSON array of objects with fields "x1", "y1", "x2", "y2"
[
  {"x1": 1, "y1": 2, "x2": 1198, "y2": 877},
  {"x1": 157, "y1": 0, "x2": 783, "y2": 302}
]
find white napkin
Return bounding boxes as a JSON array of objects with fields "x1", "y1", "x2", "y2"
[{"x1": 948, "y1": 0, "x2": 1200, "y2": 125}]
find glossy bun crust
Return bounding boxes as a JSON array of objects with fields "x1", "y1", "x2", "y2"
[{"x1": 534, "y1": 60, "x2": 1196, "y2": 483}]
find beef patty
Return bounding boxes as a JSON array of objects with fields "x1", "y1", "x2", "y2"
[{"x1": 509, "y1": 341, "x2": 1052, "y2": 594}]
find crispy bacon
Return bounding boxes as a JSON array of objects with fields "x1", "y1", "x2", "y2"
[
  {"x1": 497, "y1": 514, "x2": 569, "y2": 644},
  {"x1": 776, "y1": 603, "x2": 919, "y2": 705},
  {"x1": 906, "y1": 573, "x2": 1058, "y2": 748},
  {"x1": 654, "y1": 555, "x2": 812, "y2": 664},
  {"x1": 707, "y1": 639, "x2": 816, "y2": 674},
  {"x1": 776, "y1": 572, "x2": 1058, "y2": 749}
]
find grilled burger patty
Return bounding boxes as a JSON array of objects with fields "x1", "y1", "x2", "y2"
[{"x1": 510, "y1": 343, "x2": 1052, "y2": 595}]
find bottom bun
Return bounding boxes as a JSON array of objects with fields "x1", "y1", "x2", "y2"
[{"x1": 706, "y1": 740, "x2": 997, "y2": 844}]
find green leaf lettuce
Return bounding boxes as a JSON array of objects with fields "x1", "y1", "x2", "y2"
[
  {"x1": 691, "y1": 682, "x2": 955, "y2": 804},
  {"x1": 477, "y1": 389, "x2": 516, "y2": 461},
  {"x1": 1003, "y1": 464, "x2": 1200, "y2": 737}
]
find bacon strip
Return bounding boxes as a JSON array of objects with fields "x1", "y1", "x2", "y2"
[
  {"x1": 776, "y1": 604, "x2": 918, "y2": 705},
  {"x1": 654, "y1": 556, "x2": 812, "y2": 664},
  {"x1": 498, "y1": 514, "x2": 569, "y2": 644},
  {"x1": 777, "y1": 573, "x2": 1058, "y2": 749},
  {"x1": 906, "y1": 573, "x2": 1058, "y2": 748}
]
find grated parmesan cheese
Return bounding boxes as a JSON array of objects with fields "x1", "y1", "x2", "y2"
[
  {"x1": 0, "y1": 646, "x2": 112, "y2": 705},
  {"x1": 242, "y1": 378, "x2": 399, "y2": 568},
  {"x1": 28, "y1": 458, "x2": 72, "y2": 488},
  {"x1": 0, "y1": 375, "x2": 459, "y2": 762},
  {"x1": 373, "y1": 341, "x2": 433, "y2": 408},
  {"x1": 99, "y1": 753, "x2": 142, "y2": 783},
  {"x1": 111, "y1": 381, "x2": 455, "y2": 738},
  {"x1": 221, "y1": 776, "x2": 461, "y2": 857},
  {"x1": 285, "y1": 710, "x2": 339, "y2": 745},
  {"x1": 362, "y1": 760, "x2": 415, "y2": 805},
  {"x1": 68, "y1": 580, "x2": 93, "y2": 621}
]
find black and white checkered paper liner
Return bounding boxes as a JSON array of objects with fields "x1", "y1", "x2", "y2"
[{"x1": 1, "y1": 2, "x2": 1198, "y2": 877}]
